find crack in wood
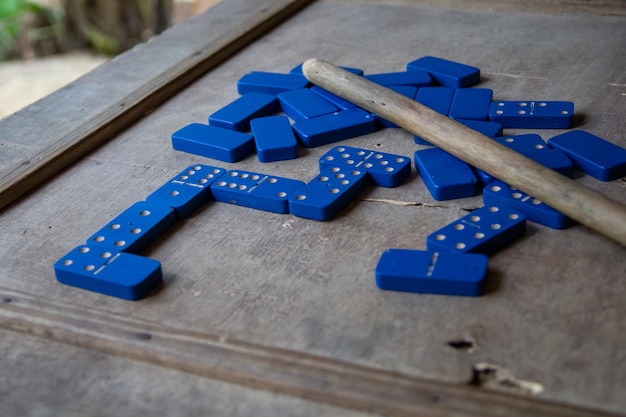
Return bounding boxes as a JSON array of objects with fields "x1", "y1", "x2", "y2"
[{"x1": 357, "y1": 197, "x2": 448, "y2": 208}]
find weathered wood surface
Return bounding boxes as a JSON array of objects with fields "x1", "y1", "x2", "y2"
[
  {"x1": 0, "y1": 0, "x2": 313, "y2": 212},
  {"x1": 1, "y1": 0, "x2": 625, "y2": 416}
]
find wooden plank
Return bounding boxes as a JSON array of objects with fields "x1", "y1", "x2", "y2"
[
  {"x1": 338, "y1": 0, "x2": 626, "y2": 15},
  {"x1": 0, "y1": 288, "x2": 618, "y2": 417},
  {"x1": 0, "y1": 0, "x2": 314, "y2": 212},
  {"x1": 0, "y1": 329, "x2": 370, "y2": 417}
]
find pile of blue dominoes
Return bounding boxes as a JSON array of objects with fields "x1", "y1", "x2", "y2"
[{"x1": 54, "y1": 56, "x2": 626, "y2": 300}]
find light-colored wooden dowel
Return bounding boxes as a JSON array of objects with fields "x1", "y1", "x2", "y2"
[{"x1": 302, "y1": 58, "x2": 626, "y2": 246}]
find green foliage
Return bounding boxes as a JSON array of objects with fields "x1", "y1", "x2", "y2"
[
  {"x1": 0, "y1": 0, "x2": 58, "y2": 61},
  {"x1": 84, "y1": 24, "x2": 119, "y2": 55}
]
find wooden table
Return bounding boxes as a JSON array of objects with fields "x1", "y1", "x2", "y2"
[{"x1": 1, "y1": 1, "x2": 625, "y2": 415}]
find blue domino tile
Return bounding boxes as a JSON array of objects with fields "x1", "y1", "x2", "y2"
[
  {"x1": 288, "y1": 166, "x2": 370, "y2": 221},
  {"x1": 310, "y1": 86, "x2": 358, "y2": 110},
  {"x1": 210, "y1": 170, "x2": 305, "y2": 214},
  {"x1": 427, "y1": 206, "x2": 526, "y2": 255},
  {"x1": 250, "y1": 115, "x2": 298, "y2": 162},
  {"x1": 208, "y1": 93, "x2": 278, "y2": 131},
  {"x1": 548, "y1": 130, "x2": 626, "y2": 181},
  {"x1": 414, "y1": 148, "x2": 480, "y2": 200},
  {"x1": 171, "y1": 123, "x2": 254, "y2": 162},
  {"x1": 363, "y1": 70, "x2": 432, "y2": 87},
  {"x1": 414, "y1": 118, "x2": 502, "y2": 145},
  {"x1": 146, "y1": 164, "x2": 226, "y2": 218},
  {"x1": 375, "y1": 249, "x2": 488, "y2": 296},
  {"x1": 448, "y1": 88, "x2": 493, "y2": 120},
  {"x1": 492, "y1": 134, "x2": 573, "y2": 177},
  {"x1": 292, "y1": 108, "x2": 378, "y2": 148},
  {"x1": 376, "y1": 85, "x2": 418, "y2": 128},
  {"x1": 488, "y1": 101, "x2": 574, "y2": 129},
  {"x1": 477, "y1": 134, "x2": 573, "y2": 184},
  {"x1": 407, "y1": 56, "x2": 481, "y2": 88},
  {"x1": 522, "y1": 149, "x2": 573, "y2": 177},
  {"x1": 483, "y1": 181, "x2": 574, "y2": 229},
  {"x1": 86, "y1": 201, "x2": 176, "y2": 254},
  {"x1": 237, "y1": 71, "x2": 310, "y2": 95},
  {"x1": 319, "y1": 145, "x2": 411, "y2": 187},
  {"x1": 54, "y1": 245, "x2": 162, "y2": 300},
  {"x1": 493, "y1": 134, "x2": 547, "y2": 153},
  {"x1": 290, "y1": 63, "x2": 364, "y2": 76},
  {"x1": 389, "y1": 85, "x2": 418, "y2": 100},
  {"x1": 415, "y1": 87, "x2": 455, "y2": 115},
  {"x1": 277, "y1": 88, "x2": 339, "y2": 120},
  {"x1": 475, "y1": 169, "x2": 499, "y2": 186}
]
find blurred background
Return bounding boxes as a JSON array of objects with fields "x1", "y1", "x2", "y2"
[{"x1": 0, "y1": 0, "x2": 222, "y2": 118}]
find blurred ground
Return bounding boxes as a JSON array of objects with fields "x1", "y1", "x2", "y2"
[
  {"x1": 0, "y1": 51, "x2": 107, "y2": 118},
  {"x1": 0, "y1": 0, "x2": 220, "y2": 120}
]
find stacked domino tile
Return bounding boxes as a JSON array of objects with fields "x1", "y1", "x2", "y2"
[{"x1": 55, "y1": 56, "x2": 626, "y2": 300}]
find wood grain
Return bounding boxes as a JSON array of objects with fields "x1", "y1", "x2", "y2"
[
  {"x1": 0, "y1": 0, "x2": 313, "y2": 212},
  {"x1": 0, "y1": 287, "x2": 619, "y2": 417},
  {"x1": 302, "y1": 58, "x2": 626, "y2": 246}
]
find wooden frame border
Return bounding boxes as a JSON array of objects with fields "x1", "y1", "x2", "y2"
[{"x1": 1, "y1": 287, "x2": 617, "y2": 417}]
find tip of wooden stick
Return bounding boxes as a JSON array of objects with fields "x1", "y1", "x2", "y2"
[{"x1": 302, "y1": 58, "x2": 326, "y2": 80}]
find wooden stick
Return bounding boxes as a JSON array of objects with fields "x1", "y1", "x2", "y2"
[{"x1": 302, "y1": 58, "x2": 626, "y2": 246}]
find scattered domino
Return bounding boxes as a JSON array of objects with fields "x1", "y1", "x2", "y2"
[
  {"x1": 54, "y1": 245, "x2": 162, "y2": 300},
  {"x1": 414, "y1": 148, "x2": 480, "y2": 200},
  {"x1": 375, "y1": 249, "x2": 488, "y2": 296},
  {"x1": 427, "y1": 206, "x2": 526, "y2": 254},
  {"x1": 250, "y1": 115, "x2": 299, "y2": 162},
  {"x1": 414, "y1": 87, "x2": 455, "y2": 115},
  {"x1": 493, "y1": 133, "x2": 547, "y2": 153},
  {"x1": 478, "y1": 134, "x2": 574, "y2": 180},
  {"x1": 288, "y1": 166, "x2": 370, "y2": 221},
  {"x1": 319, "y1": 145, "x2": 411, "y2": 187},
  {"x1": 171, "y1": 123, "x2": 254, "y2": 162},
  {"x1": 237, "y1": 71, "x2": 310, "y2": 95},
  {"x1": 208, "y1": 93, "x2": 278, "y2": 131},
  {"x1": 363, "y1": 70, "x2": 432, "y2": 87},
  {"x1": 210, "y1": 170, "x2": 305, "y2": 214},
  {"x1": 488, "y1": 100, "x2": 574, "y2": 129},
  {"x1": 292, "y1": 108, "x2": 378, "y2": 148},
  {"x1": 345, "y1": 148, "x2": 411, "y2": 188},
  {"x1": 483, "y1": 180, "x2": 574, "y2": 229},
  {"x1": 456, "y1": 119, "x2": 503, "y2": 138},
  {"x1": 448, "y1": 88, "x2": 493, "y2": 120},
  {"x1": 519, "y1": 148, "x2": 574, "y2": 177},
  {"x1": 277, "y1": 88, "x2": 339, "y2": 120},
  {"x1": 310, "y1": 86, "x2": 358, "y2": 110},
  {"x1": 414, "y1": 118, "x2": 502, "y2": 145},
  {"x1": 495, "y1": 134, "x2": 573, "y2": 177},
  {"x1": 407, "y1": 56, "x2": 480, "y2": 88},
  {"x1": 146, "y1": 164, "x2": 226, "y2": 218},
  {"x1": 548, "y1": 130, "x2": 626, "y2": 181},
  {"x1": 86, "y1": 201, "x2": 176, "y2": 254}
]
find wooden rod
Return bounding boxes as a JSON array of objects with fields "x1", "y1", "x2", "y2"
[{"x1": 302, "y1": 58, "x2": 626, "y2": 246}]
